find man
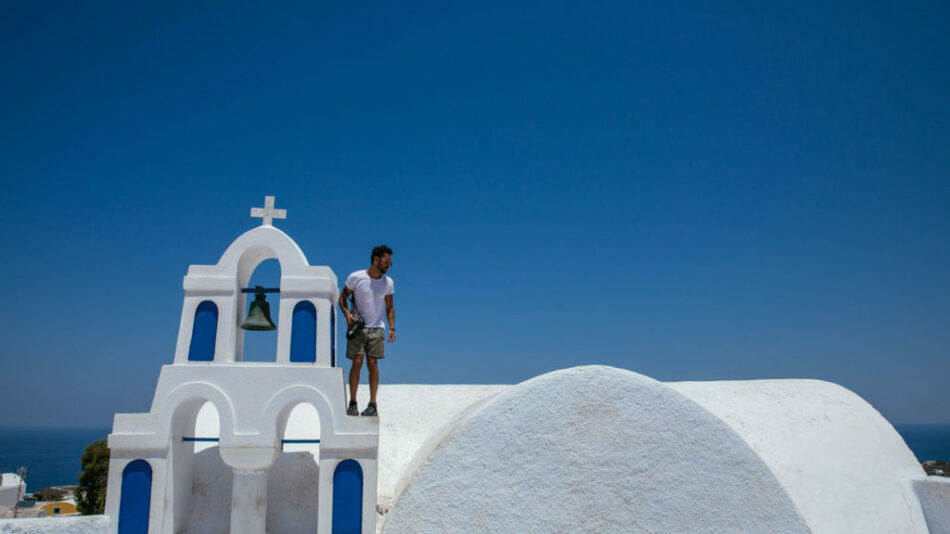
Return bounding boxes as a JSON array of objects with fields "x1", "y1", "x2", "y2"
[{"x1": 340, "y1": 245, "x2": 395, "y2": 417}]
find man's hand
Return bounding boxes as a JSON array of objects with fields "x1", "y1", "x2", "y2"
[
  {"x1": 344, "y1": 311, "x2": 355, "y2": 327},
  {"x1": 388, "y1": 328, "x2": 396, "y2": 343}
]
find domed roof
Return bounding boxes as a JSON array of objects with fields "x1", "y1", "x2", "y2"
[
  {"x1": 669, "y1": 378, "x2": 929, "y2": 533},
  {"x1": 382, "y1": 366, "x2": 809, "y2": 533}
]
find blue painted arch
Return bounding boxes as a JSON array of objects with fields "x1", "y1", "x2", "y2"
[
  {"x1": 332, "y1": 459, "x2": 363, "y2": 534},
  {"x1": 118, "y1": 459, "x2": 152, "y2": 534},
  {"x1": 188, "y1": 300, "x2": 218, "y2": 361},
  {"x1": 290, "y1": 300, "x2": 316, "y2": 363}
]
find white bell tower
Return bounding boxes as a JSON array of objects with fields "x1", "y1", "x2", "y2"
[{"x1": 105, "y1": 197, "x2": 379, "y2": 534}]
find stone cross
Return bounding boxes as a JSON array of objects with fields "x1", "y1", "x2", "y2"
[{"x1": 250, "y1": 196, "x2": 287, "y2": 226}]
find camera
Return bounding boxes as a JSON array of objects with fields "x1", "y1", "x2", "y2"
[{"x1": 346, "y1": 313, "x2": 365, "y2": 340}]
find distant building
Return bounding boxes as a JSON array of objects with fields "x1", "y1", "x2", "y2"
[
  {"x1": 0, "y1": 500, "x2": 45, "y2": 519},
  {"x1": 39, "y1": 501, "x2": 78, "y2": 517},
  {"x1": 0, "y1": 473, "x2": 25, "y2": 513}
]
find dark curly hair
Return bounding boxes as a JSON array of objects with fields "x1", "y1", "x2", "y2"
[{"x1": 371, "y1": 245, "x2": 393, "y2": 263}]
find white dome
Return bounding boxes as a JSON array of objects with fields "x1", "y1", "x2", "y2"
[
  {"x1": 669, "y1": 379, "x2": 930, "y2": 533},
  {"x1": 382, "y1": 366, "x2": 809, "y2": 533}
]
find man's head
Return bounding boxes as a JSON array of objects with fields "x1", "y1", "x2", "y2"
[{"x1": 371, "y1": 245, "x2": 393, "y2": 274}]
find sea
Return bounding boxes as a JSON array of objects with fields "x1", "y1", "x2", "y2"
[
  {"x1": 1, "y1": 425, "x2": 948, "y2": 491},
  {"x1": 0, "y1": 428, "x2": 110, "y2": 492}
]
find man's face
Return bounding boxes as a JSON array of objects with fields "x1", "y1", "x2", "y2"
[{"x1": 375, "y1": 253, "x2": 392, "y2": 273}]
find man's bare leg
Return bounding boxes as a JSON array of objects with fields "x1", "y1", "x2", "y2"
[
  {"x1": 349, "y1": 354, "x2": 364, "y2": 403},
  {"x1": 367, "y1": 356, "x2": 379, "y2": 404}
]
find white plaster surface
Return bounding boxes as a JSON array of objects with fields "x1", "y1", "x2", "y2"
[
  {"x1": 381, "y1": 366, "x2": 810, "y2": 534},
  {"x1": 269, "y1": 383, "x2": 508, "y2": 522},
  {"x1": 915, "y1": 476, "x2": 950, "y2": 534},
  {"x1": 0, "y1": 474, "x2": 24, "y2": 511},
  {"x1": 669, "y1": 379, "x2": 930, "y2": 534},
  {"x1": 0, "y1": 516, "x2": 107, "y2": 534},
  {"x1": 266, "y1": 451, "x2": 320, "y2": 534},
  {"x1": 187, "y1": 447, "x2": 232, "y2": 534},
  {"x1": 351, "y1": 384, "x2": 509, "y2": 514},
  {"x1": 107, "y1": 364, "x2": 377, "y2": 534},
  {"x1": 186, "y1": 444, "x2": 322, "y2": 534}
]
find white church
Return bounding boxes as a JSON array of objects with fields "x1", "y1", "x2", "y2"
[{"x1": 77, "y1": 197, "x2": 950, "y2": 534}]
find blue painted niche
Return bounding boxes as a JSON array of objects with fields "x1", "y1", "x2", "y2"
[
  {"x1": 118, "y1": 459, "x2": 152, "y2": 534},
  {"x1": 290, "y1": 301, "x2": 316, "y2": 363},
  {"x1": 188, "y1": 300, "x2": 218, "y2": 361},
  {"x1": 332, "y1": 459, "x2": 363, "y2": 534}
]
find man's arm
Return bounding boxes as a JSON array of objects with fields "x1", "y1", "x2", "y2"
[
  {"x1": 385, "y1": 294, "x2": 395, "y2": 342},
  {"x1": 339, "y1": 286, "x2": 355, "y2": 326}
]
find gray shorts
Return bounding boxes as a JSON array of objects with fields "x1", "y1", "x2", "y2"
[{"x1": 346, "y1": 327, "x2": 385, "y2": 359}]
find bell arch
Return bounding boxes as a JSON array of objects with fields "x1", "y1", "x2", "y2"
[
  {"x1": 176, "y1": 224, "x2": 339, "y2": 366},
  {"x1": 240, "y1": 258, "x2": 281, "y2": 362},
  {"x1": 212, "y1": 226, "x2": 314, "y2": 365},
  {"x1": 217, "y1": 227, "x2": 311, "y2": 286}
]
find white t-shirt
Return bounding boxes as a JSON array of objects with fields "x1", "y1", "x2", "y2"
[{"x1": 345, "y1": 270, "x2": 394, "y2": 328}]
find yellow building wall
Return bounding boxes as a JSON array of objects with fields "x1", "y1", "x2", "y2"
[{"x1": 40, "y1": 501, "x2": 77, "y2": 516}]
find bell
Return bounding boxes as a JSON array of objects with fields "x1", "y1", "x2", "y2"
[{"x1": 241, "y1": 292, "x2": 276, "y2": 331}]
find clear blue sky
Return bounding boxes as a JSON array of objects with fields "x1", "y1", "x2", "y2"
[{"x1": 1, "y1": 1, "x2": 947, "y2": 427}]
